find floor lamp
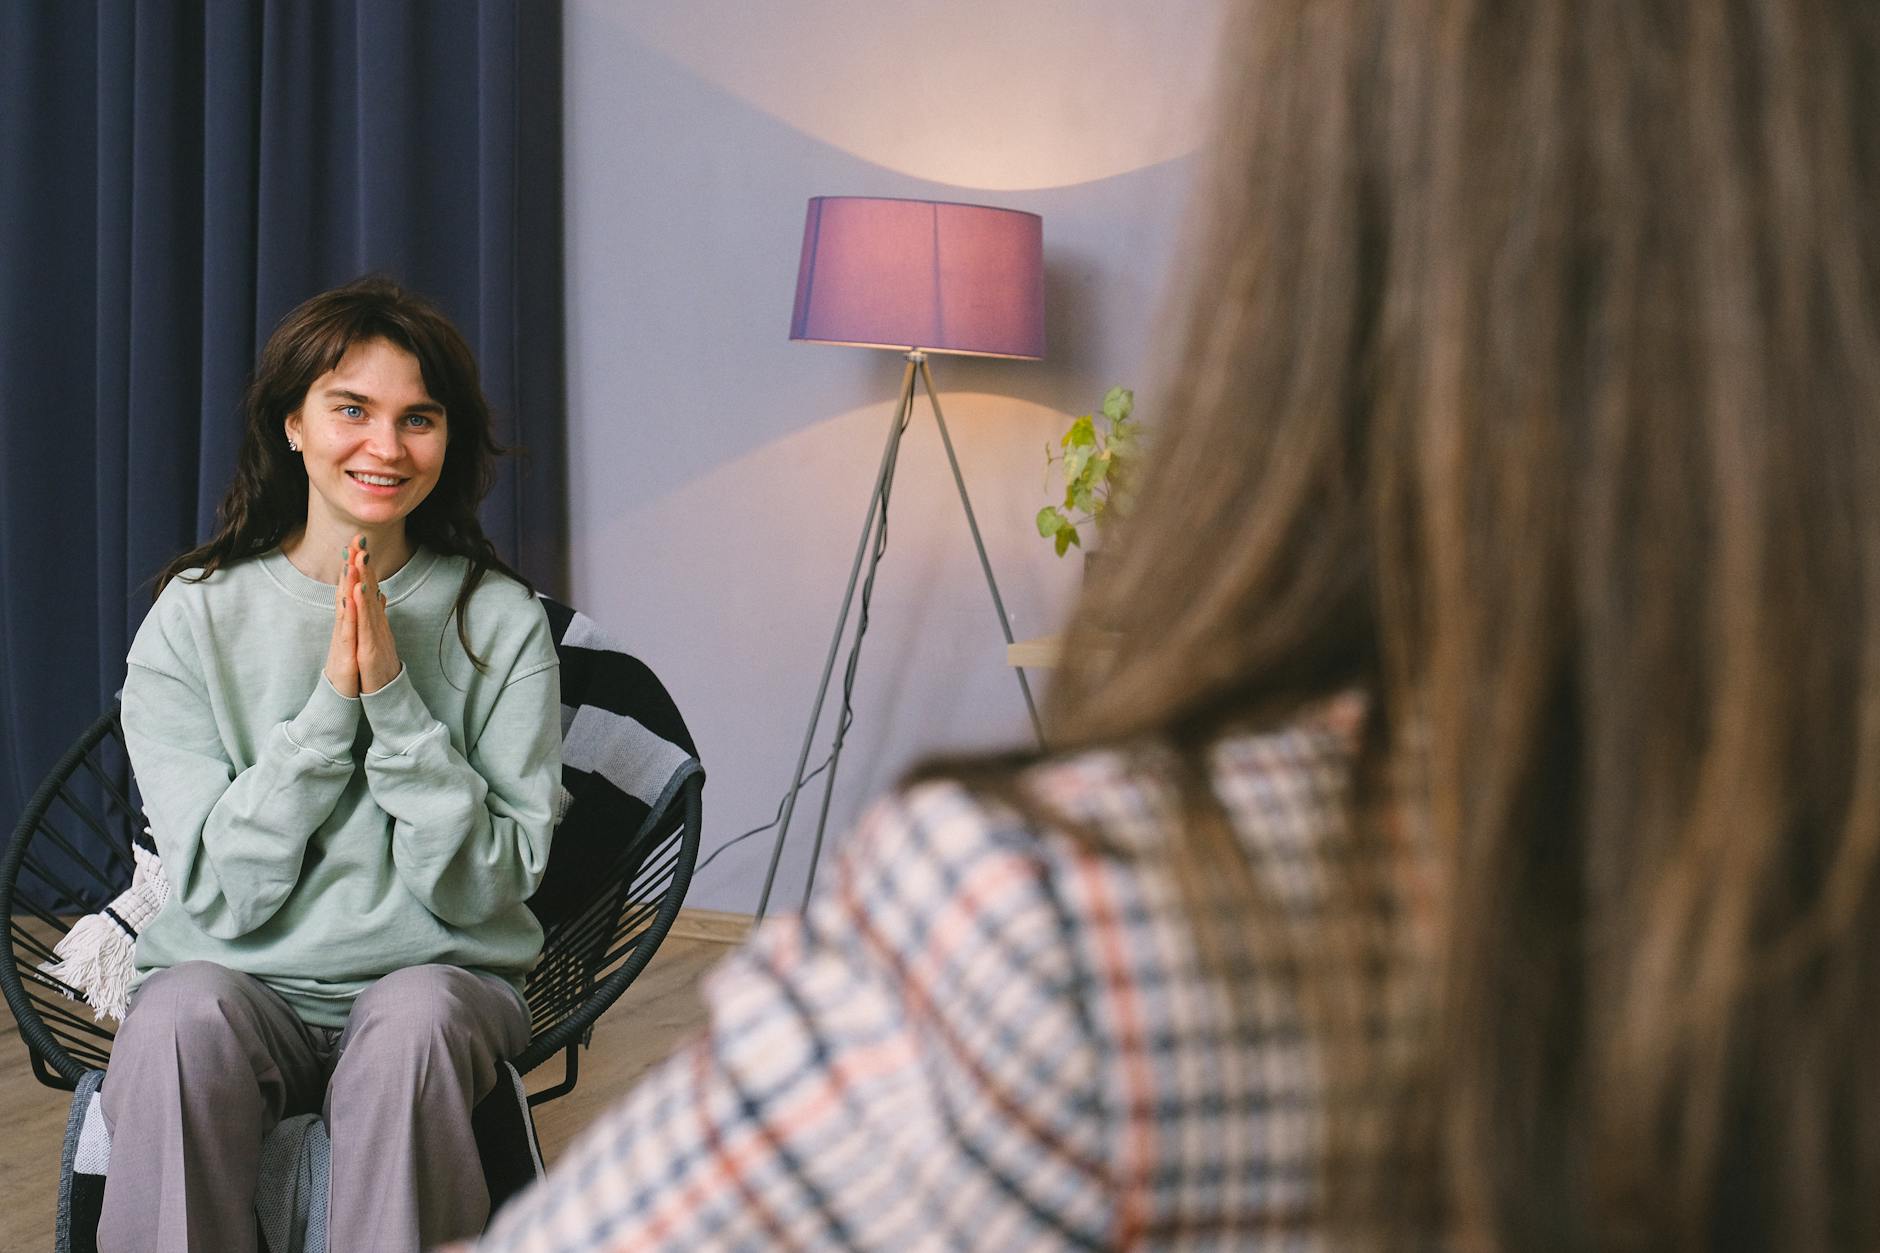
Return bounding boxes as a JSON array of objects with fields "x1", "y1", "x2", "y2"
[{"x1": 755, "y1": 196, "x2": 1047, "y2": 921}]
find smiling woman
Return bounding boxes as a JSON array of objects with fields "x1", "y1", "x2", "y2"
[
  {"x1": 283, "y1": 336, "x2": 450, "y2": 584},
  {"x1": 104, "y1": 277, "x2": 564, "y2": 1252},
  {"x1": 158, "y1": 276, "x2": 520, "y2": 668}
]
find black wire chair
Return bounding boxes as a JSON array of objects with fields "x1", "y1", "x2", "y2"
[
  {"x1": 0, "y1": 700, "x2": 704, "y2": 1105},
  {"x1": 0, "y1": 605, "x2": 706, "y2": 1253},
  {"x1": 0, "y1": 606, "x2": 705, "y2": 1253}
]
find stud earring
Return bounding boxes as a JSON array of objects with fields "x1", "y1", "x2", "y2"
[{"x1": 287, "y1": 438, "x2": 300, "y2": 452}]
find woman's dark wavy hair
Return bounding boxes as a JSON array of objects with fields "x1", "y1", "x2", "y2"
[{"x1": 155, "y1": 275, "x2": 532, "y2": 669}]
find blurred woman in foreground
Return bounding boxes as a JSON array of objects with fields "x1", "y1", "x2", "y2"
[{"x1": 475, "y1": 2, "x2": 1880, "y2": 1248}]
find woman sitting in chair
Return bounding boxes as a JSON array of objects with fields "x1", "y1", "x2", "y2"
[{"x1": 101, "y1": 277, "x2": 561, "y2": 1253}]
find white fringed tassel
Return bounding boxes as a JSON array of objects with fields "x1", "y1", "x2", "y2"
[
  {"x1": 41, "y1": 835, "x2": 170, "y2": 1023},
  {"x1": 40, "y1": 913, "x2": 135, "y2": 1022}
]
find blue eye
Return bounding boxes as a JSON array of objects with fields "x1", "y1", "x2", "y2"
[
  {"x1": 339, "y1": 404, "x2": 365, "y2": 419},
  {"x1": 404, "y1": 413, "x2": 433, "y2": 429}
]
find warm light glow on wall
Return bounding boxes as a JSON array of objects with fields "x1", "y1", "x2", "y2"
[{"x1": 608, "y1": 0, "x2": 1226, "y2": 190}]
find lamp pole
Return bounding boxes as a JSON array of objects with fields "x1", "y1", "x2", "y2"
[
  {"x1": 754, "y1": 356, "x2": 918, "y2": 922},
  {"x1": 918, "y1": 357, "x2": 1044, "y2": 746},
  {"x1": 755, "y1": 352, "x2": 1046, "y2": 922}
]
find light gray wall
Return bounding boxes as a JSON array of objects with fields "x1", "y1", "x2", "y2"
[{"x1": 564, "y1": 0, "x2": 1226, "y2": 913}]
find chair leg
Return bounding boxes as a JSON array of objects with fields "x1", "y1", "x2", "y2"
[
  {"x1": 32, "y1": 1048, "x2": 76, "y2": 1092},
  {"x1": 525, "y1": 1043, "x2": 580, "y2": 1107}
]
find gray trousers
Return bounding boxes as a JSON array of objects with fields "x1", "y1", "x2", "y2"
[{"x1": 97, "y1": 960, "x2": 531, "y2": 1253}]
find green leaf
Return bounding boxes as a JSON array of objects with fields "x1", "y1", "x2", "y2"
[
  {"x1": 1061, "y1": 415, "x2": 1097, "y2": 449},
  {"x1": 1044, "y1": 390, "x2": 1139, "y2": 550}
]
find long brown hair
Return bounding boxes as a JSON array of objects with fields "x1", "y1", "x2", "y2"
[
  {"x1": 1019, "y1": 2, "x2": 1880, "y2": 1246},
  {"x1": 156, "y1": 276, "x2": 532, "y2": 666}
]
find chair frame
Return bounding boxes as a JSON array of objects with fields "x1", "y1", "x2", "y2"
[{"x1": 0, "y1": 700, "x2": 703, "y2": 1105}]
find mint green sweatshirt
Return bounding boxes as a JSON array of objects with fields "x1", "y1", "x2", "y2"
[{"x1": 122, "y1": 547, "x2": 561, "y2": 1026}]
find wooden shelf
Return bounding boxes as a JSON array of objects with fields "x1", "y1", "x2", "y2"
[{"x1": 1006, "y1": 634, "x2": 1063, "y2": 668}]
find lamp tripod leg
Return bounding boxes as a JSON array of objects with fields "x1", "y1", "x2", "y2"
[
  {"x1": 755, "y1": 359, "x2": 919, "y2": 922},
  {"x1": 795, "y1": 393, "x2": 911, "y2": 912},
  {"x1": 918, "y1": 358, "x2": 1047, "y2": 749}
]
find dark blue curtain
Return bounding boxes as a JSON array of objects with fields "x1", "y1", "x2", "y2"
[{"x1": 0, "y1": 2, "x2": 567, "y2": 866}]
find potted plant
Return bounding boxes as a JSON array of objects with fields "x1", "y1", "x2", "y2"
[{"x1": 1036, "y1": 385, "x2": 1140, "y2": 558}]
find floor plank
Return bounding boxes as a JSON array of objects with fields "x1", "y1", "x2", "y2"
[
  {"x1": 0, "y1": 935, "x2": 729, "y2": 1250},
  {"x1": 526, "y1": 936, "x2": 728, "y2": 1161}
]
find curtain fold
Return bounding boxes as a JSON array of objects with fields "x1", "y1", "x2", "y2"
[{"x1": 0, "y1": 0, "x2": 567, "y2": 877}]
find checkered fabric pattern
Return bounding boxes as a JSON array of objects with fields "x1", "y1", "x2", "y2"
[{"x1": 475, "y1": 710, "x2": 1388, "y2": 1251}]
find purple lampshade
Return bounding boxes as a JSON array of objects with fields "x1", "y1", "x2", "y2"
[{"x1": 790, "y1": 196, "x2": 1045, "y2": 360}]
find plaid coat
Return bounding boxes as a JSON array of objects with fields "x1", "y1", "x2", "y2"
[{"x1": 476, "y1": 710, "x2": 1373, "y2": 1251}]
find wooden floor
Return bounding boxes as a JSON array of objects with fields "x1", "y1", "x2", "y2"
[{"x1": 0, "y1": 935, "x2": 731, "y2": 1250}]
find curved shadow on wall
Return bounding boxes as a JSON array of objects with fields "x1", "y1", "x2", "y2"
[
  {"x1": 580, "y1": 0, "x2": 1222, "y2": 192},
  {"x1": 568, "y1": 24, "x2": 1200, "y2": 510}
]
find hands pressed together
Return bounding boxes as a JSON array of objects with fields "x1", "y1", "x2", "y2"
[{"x1": 324, "y1": 535, "x2": 402, "y2": 698}]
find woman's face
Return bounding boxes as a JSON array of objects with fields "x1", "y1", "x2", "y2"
[{"x1": 283, "y1": 337, "x2": 448, "y2": 539}]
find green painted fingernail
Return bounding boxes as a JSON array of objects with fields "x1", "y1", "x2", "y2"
[{"x1": 359, "y1": 536, "x2": 369, "y2": 550}]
